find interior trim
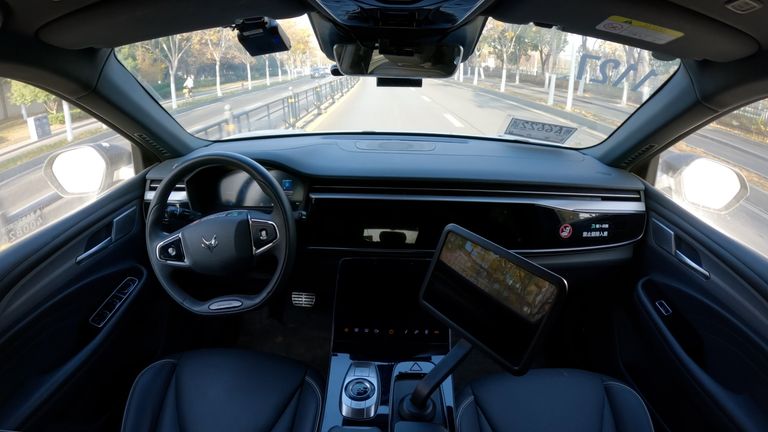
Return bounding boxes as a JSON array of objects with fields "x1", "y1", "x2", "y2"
[
  {"x1": 309, "y1": 193, "x2": 646, "y2": 213},
  {"x1": 314, "y1": 185, "x2": 641, "y2": 199},
  {"x1": 306, "y1": 240, "x2": 642, "y2": 256}
]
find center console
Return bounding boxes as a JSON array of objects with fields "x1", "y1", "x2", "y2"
[
  {"x1": 321, "y1": 258, "x2": 454, "y2": 432},
  {"x1": 333, "y1": 258, "x2": 449, "y2": 356},
  {"x1": 321, "y1": 224, "x2": 568, "y2": 432}
]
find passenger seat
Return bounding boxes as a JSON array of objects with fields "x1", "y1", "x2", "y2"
[{"x1": 457, "y1": 369, "x2": 653, "y2": 432}]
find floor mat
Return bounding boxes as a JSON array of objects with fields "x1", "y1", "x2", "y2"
[{"x1": 236, "y1": 305, "x2": 333, "y2": 378}]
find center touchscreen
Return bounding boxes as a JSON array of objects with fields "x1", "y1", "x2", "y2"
[{"x1": 421, "y1": 224, "x2": 567, "y2": 374}]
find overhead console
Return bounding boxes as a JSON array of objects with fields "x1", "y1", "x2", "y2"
[
  {"x1": 308, "y1": 0, "x2": 490, "y2": 70},
  {"x1": 306, "y1": 187, "x2": 646, "y2": 253},
  {"x1": 311, "y1": 0, "x2": 494, "y2": 30}
]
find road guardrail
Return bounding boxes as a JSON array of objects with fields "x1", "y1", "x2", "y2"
[{"x1": 191, "y1": 76, "x2": 359, "y2": 140}]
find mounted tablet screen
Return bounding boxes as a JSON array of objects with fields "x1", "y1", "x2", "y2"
[{"x1": 421, "y1": 224, "x2": 567, "y2": 374}]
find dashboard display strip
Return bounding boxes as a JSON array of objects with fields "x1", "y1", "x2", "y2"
[{"x1": 308, "y1": 193, "x2": 645, "y2": 214}]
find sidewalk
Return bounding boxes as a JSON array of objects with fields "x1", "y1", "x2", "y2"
[
  {"x1": 158, "y1": 76, "x2": 301, "y2": 113},
  {"x1": 472, "y1": 76, "x2": 636, "y2": 121},
  {"x1": 447, "y1": 79, "x2": 615, "y2": 136},
  {"x1": 467, "y1": 74, "x2": 639, "y2": 111}
]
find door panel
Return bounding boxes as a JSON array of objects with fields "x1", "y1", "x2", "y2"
[
  {"x1": 619, "y1": 185, "x2": 768, "y2": 432},
  {"x1": 0, "y1": 174, "x2": 167, "y2": 431}
]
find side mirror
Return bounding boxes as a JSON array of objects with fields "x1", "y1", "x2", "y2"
[
  {"x1": 43, "y1": 143, "x2": 133, "y2": 197},
  {"x1": 657, "y1": 153, "x2": 748, "y2": 213}
]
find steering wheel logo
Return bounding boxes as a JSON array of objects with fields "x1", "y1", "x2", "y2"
[{"x1": 202, "y1": 234, "x2": 219, "y2": 252}]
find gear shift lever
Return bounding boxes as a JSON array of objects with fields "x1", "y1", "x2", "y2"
[{"x1": 399, "y1": 339, "x2": 473, "y2": 421}]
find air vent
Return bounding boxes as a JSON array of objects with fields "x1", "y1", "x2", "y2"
[
  {"x1": 147, "y1": 179, "x2": 185, "y2": 192},
  {"x1": 145, "y1": 179, "x2": 187, "y2": 202},
  {"x1": 355, "y1": 141, "x2": 436, "y2": 151},
  {"x1": 134, "y1": 133, "x2": 171, "y2": 158},
  {"x1": 620, "y1": 143, "x2": 657, "y2": 168}
]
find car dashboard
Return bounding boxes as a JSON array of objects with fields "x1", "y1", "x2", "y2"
[{"x1": 144, "y1": 134, "x2": 646, "y2": 258}]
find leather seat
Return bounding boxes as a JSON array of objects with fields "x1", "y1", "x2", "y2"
[
  {"x1": 121, "y1": 349, "x2": 323, "y2": 432},
  {"x1": 457, "y1": 369, "x2": 653, "y2": 432}
]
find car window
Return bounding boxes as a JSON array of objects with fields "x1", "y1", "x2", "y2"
[
  {"x1": 0, "y1": 78, "x2": 136, "y2": 250},
  {"x1": 653, "y1": 98, "x2": 768, "y2": 257}
]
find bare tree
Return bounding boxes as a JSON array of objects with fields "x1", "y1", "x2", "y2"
[
  {"x1": 276, "y1": 53, "x2": 285, "y2": 81},
  {"x1": 231, "y1": 39, "x2": 255, "y2": 90},
  {"x1": 481, "y1": 21, "x2": 525, "y2": 92},
  {"x1": 281, "y1": 19, "x2": 314, "y2": 79},
  {"x1": 620, "y1": 46, "x2": 645, "y2": 105},
  {"x1": 195, "y1": 28, "x2": 233, "y2": 97},
  {"x1": 265, "y1": 55, "x2": 271, "y2": 86},
  {"x1": 531, "y1": 27, "x2": 566, "y2": 88},
  {"x1": 142, "y1": 35, "x2": 193, "y2": 109}
]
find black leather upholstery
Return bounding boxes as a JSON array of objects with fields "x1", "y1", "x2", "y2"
[
  {"x1": 122, "y1": 349, "x2": 323, "y2": 432},
  {"x1": 457, "y1": 369, "x2": 653, "y2": 432}
]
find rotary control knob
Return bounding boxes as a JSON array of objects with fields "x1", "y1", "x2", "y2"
[{"x1": 344, "y1": 378, "x2": 374, "y2": 401}]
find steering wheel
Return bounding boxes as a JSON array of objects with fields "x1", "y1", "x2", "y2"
[{"x1": 146, "y1": 152, "x2": 295, "y2": 314}]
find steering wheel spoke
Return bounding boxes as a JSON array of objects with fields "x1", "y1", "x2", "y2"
[
  {"x1": 155, "y1": 231, "x2": 191, "y2": 268},
  {"x1": 248, "y1": 210, "x2": 281, "y2": 256}
]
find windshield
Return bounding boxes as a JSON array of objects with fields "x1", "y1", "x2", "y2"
[{"x1": 116, "y1": 17, "x2": 679, "y2": 148}]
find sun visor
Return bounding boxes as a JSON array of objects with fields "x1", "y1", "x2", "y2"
[
  {"x1": 489, "y1": 0, "x2": 759, "y2": 61},
  {"x1": 36, "y1": 0, "x2": 309, "y2": 49}
]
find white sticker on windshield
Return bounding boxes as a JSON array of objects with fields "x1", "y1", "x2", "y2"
[{"x1": 596, "y1": 16, "x2": 683, "y2": 45}]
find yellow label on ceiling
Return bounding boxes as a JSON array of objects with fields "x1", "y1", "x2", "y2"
[{"x1": 596, "y1": 16, "x2": 684, "y2": 45}]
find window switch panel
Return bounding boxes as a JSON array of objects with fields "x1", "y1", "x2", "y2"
[{"x1": 89, "y1": 277, "x2": 138, "y2": 328}]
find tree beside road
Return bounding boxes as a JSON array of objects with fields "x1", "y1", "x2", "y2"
[
  {"x1": 197, "y1": 27, "x2": 232, "y2": 98},
  {"x1": 9, "y1": 81, "x2": 59, "y2": 119},
  {"x1": 113, "y1": 16, "x2": 327, "y2": 112},
  {"x1": 138, "y1": 34, "x2": 194, "y2": 109}
]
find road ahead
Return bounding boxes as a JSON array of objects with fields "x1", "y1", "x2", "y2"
[
  {"x1": 309, "y1": 78, "x2": 606, "y2": 147},
  {"x1": 1, "y1": 75, "x2": 767, "y2": 255}
]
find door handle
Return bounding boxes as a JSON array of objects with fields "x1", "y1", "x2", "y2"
[
  {"x1": 674, "y1": 250, "x2": 710, "y2": 279},
  {"x1": 75, "y1": 207, "x2": 136, "y2": 264},
  {"x1": 652, "y1": 218, "x2": 710, "y2": 280},
  {"x1": 76, "y1": 237, "x2": 112, "y2": 263}
]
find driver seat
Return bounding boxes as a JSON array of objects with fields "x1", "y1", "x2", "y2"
[{"x1": 121, "y1": 349, "x2": 322, "y2": 432}]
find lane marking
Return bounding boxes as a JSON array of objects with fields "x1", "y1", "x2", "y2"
[
  {"x1": 443, "y1": 113, "x2": 464, "y2": 128},
  {"x1": 744, "y1": 201, "x2": 768, "y2": 219},
  {"x1": 421, "y1": 95, "x2": 432, "y2": 102}
]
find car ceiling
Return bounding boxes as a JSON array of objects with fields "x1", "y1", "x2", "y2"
[{"x1": 0, "y1": 0, "x2": 766, "y2": 62}]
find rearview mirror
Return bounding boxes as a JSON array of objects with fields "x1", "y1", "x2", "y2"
[
  {"x1": 333, "y1": 44, "x2": 462, "y2": 78},
  {"x1": 657, "y1": 153, "x2": 748, "y2": 213},
  {"x1": 43, "y1": 143, "x2": 134, "y2": 197}
]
